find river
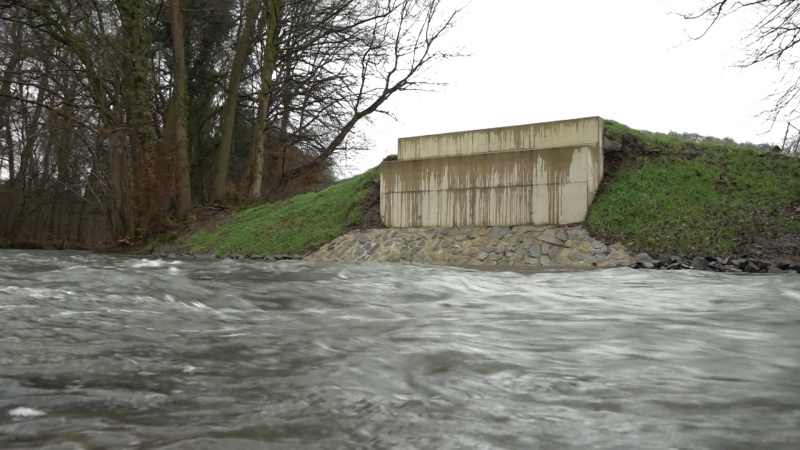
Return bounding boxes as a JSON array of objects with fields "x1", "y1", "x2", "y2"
[{"x1": 1, "y1": 250, "x2": 799, "y2": 449}]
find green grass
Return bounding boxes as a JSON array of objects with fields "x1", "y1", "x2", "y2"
[
  {"x1": 182, "y1": 121, "x2": 799, "y2": 259},
  {"x1": 185, "y1": 168, "x2": 379, "y2": 255},
  {"x1": 587, "y1": 121, "x2": 800, "y2": 257}
]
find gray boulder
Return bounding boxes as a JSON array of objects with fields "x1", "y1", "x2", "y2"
[
  {"x1": 744, "y1": 262, "x2": 761, "y2": 273},
  {"x1": 658, "y1": 254, "x2": 672, "y2": 266},
  {"x1": 708, "y1": 261, "x2": 725, "y2": 272},
  {"x1": 538, "y1": 235, "x2": 563, "y2": 246},
  {"x1": 691, "y1": 257, "x2": 709, "y2": 271},
  {"x1": 752, "y1": 260, "x2": 771, "y2": 270}
]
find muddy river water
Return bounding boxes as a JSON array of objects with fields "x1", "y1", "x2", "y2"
[{"x1": 1, "y1": 250, "x2": 799, "y2": 449}]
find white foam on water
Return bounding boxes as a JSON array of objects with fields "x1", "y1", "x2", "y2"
[
  {"x1": 13, "y1": 287, "x2": 67, "y2": 300},
  {"x1": 187, "y1": 301, "x2": 210, "y2": 310},
  {"x1": 784, "y1": 290, "x2": 800, "y2": 302},
  {"x1": 130, "y1": 259, "x2": 168, "y2": 268},
  {"x1": 9, "y1": 407, "x2": 46, "y2": 418}
]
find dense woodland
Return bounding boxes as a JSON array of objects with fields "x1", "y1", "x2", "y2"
[{"x1": 0, "y1": 0, "x2": 458, "y2": 247}]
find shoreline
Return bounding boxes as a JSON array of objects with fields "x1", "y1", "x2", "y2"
[
  {"x1": 139, "y1": 224, "x2": 800, "y2": 275},
  {"x1": 117, "y1": 250, "x2": 800, "y2": 275}
]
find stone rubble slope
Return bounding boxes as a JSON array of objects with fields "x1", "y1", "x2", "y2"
[{"x1": 308, "y1": 225, "x2": 636, "y2": 267}]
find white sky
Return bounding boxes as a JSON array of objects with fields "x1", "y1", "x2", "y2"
[{"x1": 343, "y1": 0, "x2": 788, "y2": 176}]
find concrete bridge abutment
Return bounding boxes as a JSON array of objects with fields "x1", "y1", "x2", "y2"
[{"x1": 379, "y1": 117, "x2": 604, "y2": 228}]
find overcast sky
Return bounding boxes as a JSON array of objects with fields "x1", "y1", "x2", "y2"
[{"x1": 342, "y1": 0, "x2": 787, "y2": 176}]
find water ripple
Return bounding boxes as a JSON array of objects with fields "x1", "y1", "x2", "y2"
[{"x1": 1, "y1": 250, "x2": 799, "y2": 449}]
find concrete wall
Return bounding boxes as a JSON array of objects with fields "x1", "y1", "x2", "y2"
[
  {"x1": 397, "y1": 116, "x2": 603, "y2": 160},
  {"x1": 380, "y1": 117, "x2": 604, "y2": 228}
]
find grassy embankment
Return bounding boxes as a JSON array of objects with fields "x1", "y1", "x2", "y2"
[
  {"x1": 181, "y1": 120, "x2": 800, "y2": 260},
  {"x1": 587, "y1": 121, "x2": 800, "y2": 259},
  {"x1": 184, "y1": 168, "x2": 379, "y2": 256}
]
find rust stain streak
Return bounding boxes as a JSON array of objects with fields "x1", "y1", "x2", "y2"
[{"x1": 382, "y1": 117, "x2": 603, "y2": 227}]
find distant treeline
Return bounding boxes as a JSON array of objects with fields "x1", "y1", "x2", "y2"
[{"x1": 0, "y1": 0, "x2": 460, "y2": 248}]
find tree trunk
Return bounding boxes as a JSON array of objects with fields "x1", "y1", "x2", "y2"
[
  {"x1": 5, "y1": 72, "x2": 48, "y2": 244},
  {"x1": 2, "y1": 124, "x2": 17, "y2": 241},
  {"x1": 77, "y1": 142, "x2": 101, "y2": 245},
  {"x1": 169, "y1": 0, "x2": 193, "y2": 219},
  {"x1": 116, "y1": 0, "x2": 155, "y2": 203},
  {"x1": 276, "y1": 78, "x2": 292, "y2": 181},
  {"x1": 118, "y1": 0, "x2": 157, "y2": 229},
  {"x1": 19, "y1": 73, "x2": 47, "y2": 189},
  {"x1": 54, "y1": 124, "x2": 71, "y2": 243},
  {"x1": 159, "y1": 94, "x2": 176, "y2": 222},
  {"x1": 0, "y1": 26, "x2": 24, "y2": 191},
  {"x1": 248, "y1": 0, "x2": 282, "y2": 203},
  {"x1": 210, "y1": 0, "x2": 260, "y2": 204},
  {"x1": 1, "y1": 49, "x2": 25, "y2": 241},
  {"x1": 36, "y1": 128, "x2": 54, "y2": 245},
  {"x1": 248, "y1": 99, "x2": 267, "y2": 203},
  {"x1": 5, "y1": 118, "x2": 14, "y2": 181},
  {"x1": 108, "y1": 131, "x2": 125, "y2": 238},
  {"x1": 0, "y1": 23, "x2": 23, "y2": 136},
  {"x1": 121, "y1": 143, "x2": 135, "y2": 238}
]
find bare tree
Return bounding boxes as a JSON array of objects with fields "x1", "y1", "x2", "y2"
[
  {"x1": 0, "y1": 0, "x2": 464, "y2": 247},
  {"x1": 247, "y1": 0, "x2": 282, "y2": 203},
  {"x1": 169, "y1": 0, "x2": 193, "y2": 219},
  {"x1": 210, "y1": 0, "x2": 260, "y2": 204},
  {"x1": 682, "y1": 1, "x2": 800, "y2": 133},
  {"x1": 276, "y1": 0, "x2": 461, "y2": 188}
]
